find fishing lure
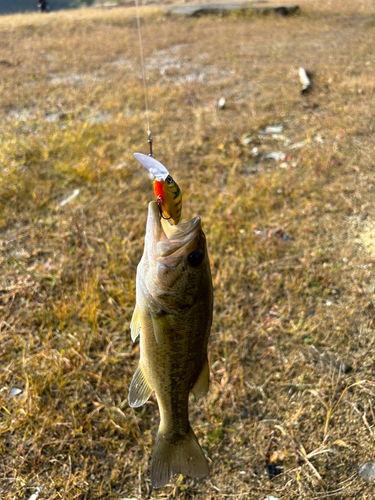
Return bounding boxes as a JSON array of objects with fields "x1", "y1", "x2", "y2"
[{"x1": 134, "y1": 153, "x2": 182, "y2": 226}]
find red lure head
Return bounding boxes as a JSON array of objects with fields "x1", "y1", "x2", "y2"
[{"x1": 153, "y1": 180, "x2": 165, "y2": 207}]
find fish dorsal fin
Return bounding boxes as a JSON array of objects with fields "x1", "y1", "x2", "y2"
[
  {"x1": 128, "y1": 364, "x2": 153, "y2": 408},
  {"x1": 130, "y1": 305, "x2": 141, "y2": 342},
  {"x1": 191, "y1": 355, "x2": 210, "y2": 400},
  {"x1": 151, "y1": 314, "x2": 172, "y2": 345}
]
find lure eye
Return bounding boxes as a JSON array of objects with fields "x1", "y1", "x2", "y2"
[
  {"x1": 166, "y1": 175, "x2": 173, "y2": 184},
  {"x1": 188, "y1": 250, "x2": 204, "y2": 267}
]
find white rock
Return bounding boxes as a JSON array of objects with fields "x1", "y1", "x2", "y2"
[
  {"x1": 264, "y1": 125, "x2": 284, "y2": 134},
  {"x1": 8, "y1": 388, "x2": 22, "y2": 398},
  {"x1": 265, "y1": 151, "x2": 286, "y2": 162},
  {"x1": 359, "y1": 462, "x2": 375, "y2": 482},
  {"x1": 217, "y1": 97, "x2": 226, "y2": 109},
  {"x1": 28, "y1": 487, "x2": 42, "y2": 500}
]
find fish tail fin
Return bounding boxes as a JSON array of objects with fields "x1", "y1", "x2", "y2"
[{"x1": 150, "y1": 426, "x2": 209, "y2": 489}]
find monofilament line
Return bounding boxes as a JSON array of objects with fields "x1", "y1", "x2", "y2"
[{"x1": 134, "y1": 0, "x2": 151, "y2": 138}]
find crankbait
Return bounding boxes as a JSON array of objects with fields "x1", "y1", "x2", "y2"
[{"x1": 134, "y1": 153, "x2": 182, "y2": 226}]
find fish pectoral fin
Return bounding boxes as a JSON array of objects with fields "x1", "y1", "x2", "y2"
[
  {"x1": 191, "y1": 355, "x2": 210, "y2": 400},
  {"x1": 151, "y1": 426, "x2": 209, "y2": 489},
  {"x1": 130, "y1": 305, "x2": 141, "y2": 342},
  {"x1": 128, "y1": 364, "x2": 153, "y2": 408},
  {"x1": 151, "y1": 314, "x2": 172, "y2": 345}
]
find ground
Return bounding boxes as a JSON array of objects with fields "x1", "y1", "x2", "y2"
[{"x1": 1, "y1": 0, "x2": 375, "y2": 498}]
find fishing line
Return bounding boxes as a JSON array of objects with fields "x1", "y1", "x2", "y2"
[{"x1": 134, "y1": 0, "x2": 154, "y2": 156}]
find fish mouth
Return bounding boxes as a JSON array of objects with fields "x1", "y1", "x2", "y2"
[{"x1": 146, "y1": 202, "x2": 202, "y2": 267}]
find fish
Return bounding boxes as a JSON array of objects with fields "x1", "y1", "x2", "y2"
[
  {"x1": 134, "y1": 153, "x2": 183, "y2": 225},
  {"x1": 128, "y1": 200, "x2": 213, "y2": 488}
]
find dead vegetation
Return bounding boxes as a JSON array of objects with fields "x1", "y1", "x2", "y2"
[{"x1": 1, "y1": 0, "x2": 375, "y2": 498}]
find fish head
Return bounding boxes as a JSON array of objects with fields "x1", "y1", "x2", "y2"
[{"x1": 141, "y1": 201, "x2": 211, "y2": 312}]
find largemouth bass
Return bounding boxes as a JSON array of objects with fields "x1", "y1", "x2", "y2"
[{"x1": 129, "y1": 201, "x2": 213, "y2": 488}]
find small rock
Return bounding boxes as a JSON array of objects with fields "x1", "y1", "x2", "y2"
[
  {"x1": 266, "y1": 497, "x2": 280, "y2": 500},
  {"x1": 290, "y1": 140, "x2": 307, "y2": 149},
  {"x1": 28, "y1": 487, "x2": 43, "y2": 500},
  {"x1": 8, "y1": 388, "x2": 22, "y2": 398},
  {"x1": 217, "y1": 97, "x2": 226, "y2": 109},
  {"x1": 359, "y1": 462, "x2": 375, "y2": 482},
  {"x1": 116, "y1": 162, "x2": 127, "y2": 170},
  {"x1": 240, "y1": 135, "x2": 252, "y2": 145},
  {"x1": 263, "y1": 125, "x2": 284, "y2": 134},
  {"x1": 265, "y1": 151, "x2": 286, "y2": 162},
  {"x1": 299, "y1": 67, "x2": 312, "y2": 94}
]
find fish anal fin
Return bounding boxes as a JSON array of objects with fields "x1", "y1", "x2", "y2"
[
  {"x1": 191, "y1": 355, "x2": 210, "y2": 400},
  {"x1": 151, "y1": 426, "x2": 209, "y2": 489},
  {"x1": 130, "y1": 305, "x2": 141, "y2": 342},
  {"x1": 151, "y1": 314, "x2": 172, "y2": 345},
  {"x1": 128, "y1": 364, "x2": 152, "y2": 408}
]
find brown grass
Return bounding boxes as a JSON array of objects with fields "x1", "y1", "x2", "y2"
[{"x1": 1, "y1": 0, "x2": 375, "y2": 498}]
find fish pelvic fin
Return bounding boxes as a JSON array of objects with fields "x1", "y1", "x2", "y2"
[
  {"x1": 130, "y1": 305, "x2": 141, "y2": 342},
  {"x1": 150, "y1": 425, "x2": 209, "y2": 489},
  {"x1": 191, "y1": 355, "x2": 210, "y2": 400},
  {"x1": 128, "y1": 364, "x2": 153, "y2": 408},
  {"x1": 151, "y1": 314, "x2": 172, "y2": 345}
]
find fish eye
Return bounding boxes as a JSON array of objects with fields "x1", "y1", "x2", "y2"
[
  {"x1": 166, "y1": 175, "x2": 173, "y2": 184},
  {"x1": 188, "y1": 250, "x2": 204, "y2": 267}
]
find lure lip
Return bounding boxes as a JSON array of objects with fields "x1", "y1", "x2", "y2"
[{"x1": 134, "y1": 152, "x2": 169, "y2": 181}]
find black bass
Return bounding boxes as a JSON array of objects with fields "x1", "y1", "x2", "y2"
[{"x1": 129, "y1": 201, "x2": 213, "y2": 488}]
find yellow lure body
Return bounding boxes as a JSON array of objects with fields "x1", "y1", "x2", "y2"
[{"x1": 153, "y1": 175, "x2": 182, "y2": 225}]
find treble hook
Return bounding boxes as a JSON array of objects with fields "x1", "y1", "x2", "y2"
[{"x1": 156, "y1": 195, "x2": 172, "y2": 222}]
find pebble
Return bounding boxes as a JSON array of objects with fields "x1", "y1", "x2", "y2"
[
  {"x1": 264, "y1": 125, "x2": 284, "y2": 134},
  {"x1": 28, "y1": 487, "x2": 43, "y2": 500},
  {"x1": 217, "y1": 97, "x2": 226, "y2": 109},
  {"x1": 8, "y1": 388, "x2": 22, "y2": 398},
  {"x1": 359, "y1": 462, "x2": 375, "y2": 482},
  {"x1": 265, "y1": 151, "x2": 286, "y2": 162}
]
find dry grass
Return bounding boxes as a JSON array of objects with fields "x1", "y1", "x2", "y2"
[{"x1": 1, "y1": 0, "x2": 375, "y2": 498}]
